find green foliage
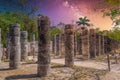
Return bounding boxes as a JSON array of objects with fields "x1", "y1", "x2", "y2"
[
  {"x1": 100, "y1": 27, "x2": 120, "y2": 41},
  {"x1": 104, "y1": 8, "x2": 120, "y2": 27},
  {"x1": 0, "y1": 12, "x2": 37, "y2": 47},
  {"x1": 50, "y1": 27, "x2": 62, "y2": 41},
  {"x1": 105, "y1": 0, "x2": 120, "y2": 7},
  {"x1": 103, "y1": 0, "x2": 120, "y2": 27}
]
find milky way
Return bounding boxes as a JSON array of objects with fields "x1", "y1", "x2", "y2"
[{"x1": 0, "y1": 0, "x2": 112, "y2": 30}]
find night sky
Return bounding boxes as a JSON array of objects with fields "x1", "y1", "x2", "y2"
[{"x1": 0, "y1": 0, "x2": 112, "y2": 30}]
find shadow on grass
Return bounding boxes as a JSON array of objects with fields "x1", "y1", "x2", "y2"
[{"x1": 5, "y1": 74, "x2": 38, "y2": 80}]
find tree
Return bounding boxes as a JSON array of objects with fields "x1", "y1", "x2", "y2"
[
  {"x1": 76, "y1": 16, "x2": 90, "y2": 27},
  {"x1": 50, "y1": 27, "x2": 62, "y2": 41},
  {"x1": 105, "y1": 0, "x2": 120, "y2": 7},
  {"x1": 0, "y1": 0, "x2": 39, "y2": 16},
  {"x1": 0, "y1": 12, "x2": 37, "y2": 47},
  {"x1": 104, "y1": 8, "x2": 120, "y2": 27},
  {"x1": 102, "y1": 0, "x2": 120, "y2": 27}
]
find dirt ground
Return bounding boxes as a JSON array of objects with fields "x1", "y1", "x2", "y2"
[
  {"x1": 0, "y1": 61, "x2": 107, "y2": 80},
  {"x1": 0, "y1": 55, "x2": 120, "y2": 80}
]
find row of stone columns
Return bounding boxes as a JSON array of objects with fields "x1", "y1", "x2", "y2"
[
  {"x1": 6, "y1": 32, "x2": 36, "y2": 60},
  {"x1": 51, "y1": 27, "x2": 120, "y2": 58},
  {"x1": 1, "y1": 15, "x2": 120, "y2": 77},
  {"x1": 52, "y1": 34, "x2": 63, "y2": 56},
  {"x1": 78, "y1": 28, "x2": 120, "y2": 58}
]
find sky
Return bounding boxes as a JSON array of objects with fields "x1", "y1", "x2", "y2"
[{"x1": 0, "y1": 0, "x2": 112, "y2": 30}]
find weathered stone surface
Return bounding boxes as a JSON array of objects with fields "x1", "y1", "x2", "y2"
[
  {"x1": 104, "y1": 36, "x2": 111, "y2": 53},
  {"x1": 52, "y1": 35, "x2": 56, "y2": 54},
  {"x1": 30, "y1": 33, "x2": 35, "y2": 57},
  {"x1": 61, "y1": 34, "x2": 65, "y2": 57},
  {"x1": 20, "y1": 31, "x2": 28, "y2": 61},
  {"x1": 64, "y1": 24, "x2": 74, "y2": 67},
  {"x1": 2, "y1": 48, "x2": 6, "y2": 59},
  {"x1": 0, "y1": 29, "x2": 1, "y2": 62},
  {"x1": 74, "y1": 32, "x2": 77, "y2": 56},
  {"x1": 27, "y1": 42, "x2": 30, "y2": 56},
  {"x1": 9, "y1": 23, "x2": 21, "y2": 69},
  {"x1": 98, "y1": 34, "x2": 102, "y2": 55},
  {"x1": 6, "y1": 32, "x2": 10, "y2": 59},
  {"x1": 100, "y1": 35, "x2": 105, "y2": 54},
  {"x1": 81, "y1": 28, "x2": 89, "y2": 56},
  {"x1": 77, "y1": 33, "x2": 82, "y2": 55},
  {"x1": 96, "y1": 33, "x2": 100, "y2": 56},
  {"x1": 56, "y1": 34, "x2": 61, "y2": 56},
  {"x1": 89, "y1": 29, "x2": 96, "y2": 58},
  {"x1": 35, "y1": 41, "x2": 38, "y2": 53},
  {"x1": 37, "y1": 16, "x2": 50, "y2": 77}
]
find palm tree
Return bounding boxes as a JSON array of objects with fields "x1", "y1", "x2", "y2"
[{"x1": 76, "y1": 16, "x2": 90, "y2": 27}]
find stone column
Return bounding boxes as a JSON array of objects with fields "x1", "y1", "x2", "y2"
[
  {"x1": 0, "y1": 29, "x2": 1, "y2": 62},
  {"x1": 52, "y1": 35, "x2": 56, "y2": 54},
  {"x1": 6, "y1": 32, "x2": 10, "y2": 59},
  {"x1": 74, "y1": 32, "x2": 77, "y2": 56},
  {"x1": 27, "y1": 42, "x2": 30, "y2": 56},
  {"x1": 81, "y1": 28, "x2": 89, "y2": 57},
  {"x1": 104, "y1": 36, "x2": 107, "y2": 54},
  {"x1": 61, "y1": 34, "x2": 65, "y2": 57},
  {"x1": 98, "y1": 34, "x2": 102, "y2": 55},
  {"x1": 35, "y1": 41, "x2": 38, "y2": 54},
  {"x1": 9, "y1": 23, "x2": 21, "y2": 69},
  {"x1": 37, "y1": 16, "x2": 50, "y2": 77},
  {"x1": 96, "y1": 33, "x2": 100, "y2": 56},
  {"x1": 100, "y1": 35, "x2": 105, "y2": 54},
  {"x1": 56, "y1": 34, "x2": 61, "y2": 56},
  {"x1": 104, "y1": 36, "x2": 111, "y2": 54},
  {"x1": 64, "y1": 24, "x2": 74, "y2": 67},
  {"x1": 77, "y1": 33, "x2": 82, "y2": 55},
  {"x1": 30, "y1": 33, "x2": 35, "y2": 58},
  {"x1": 20, "y1": 31, "x2": 28, "y2": 61},
  {"x1": 89, "y1": 29, "x2": 96, "y2": 58}
]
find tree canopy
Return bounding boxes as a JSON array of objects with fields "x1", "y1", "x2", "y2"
[{"x1": 0, "y1": 12, "x2": 37, "y2": 47}]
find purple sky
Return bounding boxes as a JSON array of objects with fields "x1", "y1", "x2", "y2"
[
  {"x1": 36, "y1": 0, "x2": 112, "y2": 30},
  {"x1": 0, "y1": 0, "x2": 112, "y2": 30}
]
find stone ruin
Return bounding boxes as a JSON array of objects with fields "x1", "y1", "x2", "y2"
[{"x1": 0, "y1": 16, "x2": 120, "y2": 77}]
